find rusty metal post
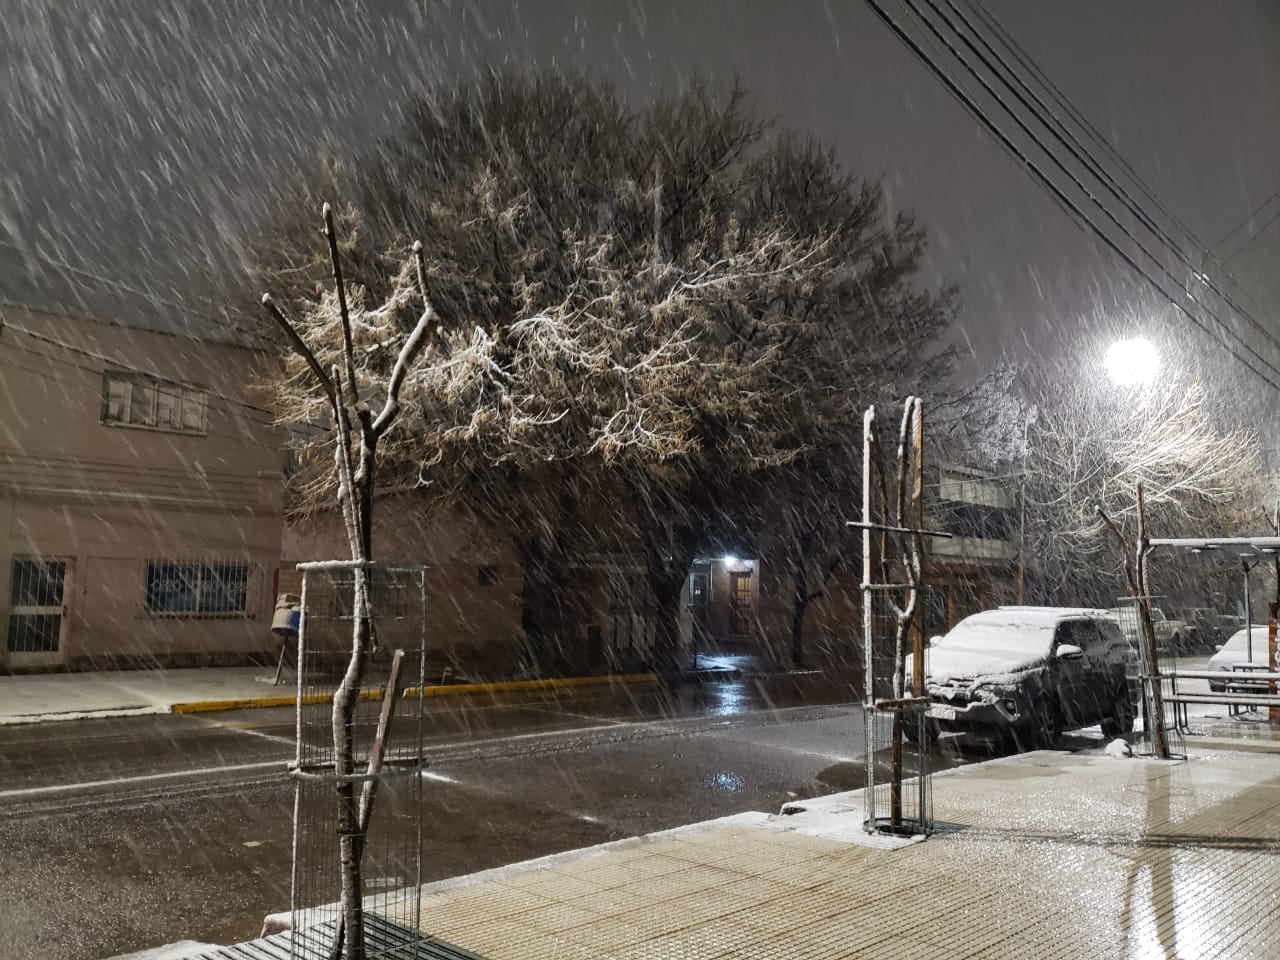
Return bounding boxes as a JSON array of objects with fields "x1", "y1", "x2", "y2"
[
  {"x1": 1135, "y1": 485, "x2": 1170, "y2": 759},
  {"x1": 1270, "y1": 603, "x2": 1279, "y2": 725},
  {"x1": 861, "y1": 407, "x2": 876, "y2": 829},
  {"x1": 912, "y1": 400, "x2": 925, "y2": 697}
]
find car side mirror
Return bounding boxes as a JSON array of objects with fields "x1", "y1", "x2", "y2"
[
  {"x1": 1057, "y1": 643, "x2": 1085, "y2": 661},
  {"x1": 929, "y1": 635, "x2": 943, "y2": 647},
  {"x1": 1215, "y1": 644, "x2": 1224, "y2": 652}
]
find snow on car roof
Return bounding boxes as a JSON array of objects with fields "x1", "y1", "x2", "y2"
[{"x1": 990, "y1": 606, "x2": 1110, "y2": 622}]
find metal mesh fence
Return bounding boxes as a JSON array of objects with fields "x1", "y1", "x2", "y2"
[
  {"x1": 865, "y1": 706, "x2": 933, "y2": 837},
  {"x1": 291, "y1": 562, "x2": 429, "y2": 960},
  {"x1": 863, "y1": 587, "x2": 935, "y2": 837}
]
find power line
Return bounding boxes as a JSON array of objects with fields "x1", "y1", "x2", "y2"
[
  {"x1": 1211, "y1": 188, "x2": 1280, "y2": 253},
  {"x1": 1223, "y1": 203, "x2": 1280, "y2": 263},
  {"x1": 890, "y1": 0, "x2": 1280, "y2": 388},
  {"x1": 2, "y1": 323, "x2": 282, "y2": 427},
  {"x1": 861, "y1": 0, "x2": 1280, "y2": 394},
  {"x1": 0, "y1": 237, "x2": 266, "y2": 345},
  {"x1": 965, "y1": 0, "x2": 1267, "y2": 311},
  {"x1": 4, "y1": 336, "x2": 281, "y2": 430},
  {"x1": 931, "y1": 0, "x2": 1280, "y2": 367}
]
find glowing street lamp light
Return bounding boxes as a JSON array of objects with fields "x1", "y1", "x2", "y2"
[{"x1": 1104, "y1": 337, "x2": 1160, "y2": 387}]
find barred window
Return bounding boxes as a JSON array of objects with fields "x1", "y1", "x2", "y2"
[
  {"x1": 145, "y1": 560, "x2": 248, "y2": 616},
  {"x1": 103, "y1": 371, "x2": 207, "y2": 434},
  {"x1": 328, "y1": 569, "x2": 413, "y2": 621}
]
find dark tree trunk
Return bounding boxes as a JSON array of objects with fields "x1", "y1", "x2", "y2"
[
  {"x1": 518, "y1": 541, "x2": 566, "y2": 675},
  {"x1": 515, "y1": 484, "x2": 583, "y2": 676},
  {"x1": 791, "y1": 586, "x2": 809, "y2": 668},
  {"x1": 648, "y1": 566, "x2": 687, "y2": 674},
  {"x1": 789, "y1": 531, "x2": 817, "y2": 669}
]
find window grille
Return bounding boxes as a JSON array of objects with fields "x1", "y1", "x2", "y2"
[{"x1": 145, "y1": 560, "x2": 249, "y2": 616}]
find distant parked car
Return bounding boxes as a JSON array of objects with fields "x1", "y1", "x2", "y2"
[
  {"x1": 1206, "y1": 625, "x2": 1272, "y2": 692},
  {"x1": 1104, "y1": 606, "x2": 1192, "y2": 655},
  {"x1": 1180, "y1": 608, "x2": 1224, "y2": 652},
  {"x1": 910, "y1": 606, "x2": 1136, "y2": 747}
]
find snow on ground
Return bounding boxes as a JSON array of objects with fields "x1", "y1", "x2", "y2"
[
  {"x1": 1104, "y1": 738, "x2": 1134, "y2": 758},
  {"x1": 102, "y1": 942, "x2": 218, "y2": 960}
]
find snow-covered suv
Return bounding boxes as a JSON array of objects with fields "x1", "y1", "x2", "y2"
[{"x1": 909, "y1": 606, "x2": 1136, "y2": 747}]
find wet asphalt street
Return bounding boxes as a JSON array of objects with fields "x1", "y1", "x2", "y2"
[{"x1": 0, "y1": 674, "x2": 996, "y2": 960}]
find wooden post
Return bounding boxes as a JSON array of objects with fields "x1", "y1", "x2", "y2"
[{"x1": 328, "y1": 648, "x2": 407, "y2": 960}]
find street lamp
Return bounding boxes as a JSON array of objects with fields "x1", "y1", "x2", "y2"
[{"x1": 1104, "y1": 337, "x2": 1160, "y2": 387}]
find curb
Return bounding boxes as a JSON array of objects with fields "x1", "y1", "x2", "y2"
[
  {"x1": 168, "y1": 671, "x2": 659, "y2": 715},
  {"x1": 0, "y1": 704, "x2": 169, "y2": 727}
]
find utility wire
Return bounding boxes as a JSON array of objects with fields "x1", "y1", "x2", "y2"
[
  {"x1": 0, "y1": 237, "x2": 266, "y2": 345},
  {"x1": 1222, "y1": 203, "x2": 1280, "y2": 263},
  {"x1": 3, "y1": 323, "x2": 281, "y2": 425},
  {"x1": 1210, "y1": 188, "x2": 1279, "y2": 253},
  {"x1": 861, "y1": 0, "x2": 1280, "y2": 393},
  {"x1": 932, "y1": 0, "x2": 1280, "y2": 364},
  {"x1": 4, "y1": 336, "x2": 281, "y2": 430},
  {"x1": 966, "y1": 0, "x2": 1267, "y2": 311}
]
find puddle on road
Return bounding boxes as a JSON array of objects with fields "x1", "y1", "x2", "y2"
[{"x1": 702, "y1": 771, "x2": 747, "y2": 792}]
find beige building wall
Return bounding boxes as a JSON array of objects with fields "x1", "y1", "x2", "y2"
[
  {"x1": 0, "y1": 307, "x2": 285, "y2": 669},
  {"x1": 280, "y1": 502, "x2": 523, "y2": 676}
]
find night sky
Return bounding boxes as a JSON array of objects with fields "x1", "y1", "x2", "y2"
[{"x1": 3, "y1": 1, "x2": 1278, "y2": 379}]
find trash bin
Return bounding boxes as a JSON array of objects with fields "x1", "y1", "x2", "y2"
[{"x1": 272, "y1": 592, "x2": 302, "y2": 637}]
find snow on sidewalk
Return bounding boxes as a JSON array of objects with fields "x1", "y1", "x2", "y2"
[
  {"x1": 367, "y1": 744, "x2": 1280, "y2": 959},
  {"x1": 0, "y1": 666, "x2": 282, "y2": 724}
]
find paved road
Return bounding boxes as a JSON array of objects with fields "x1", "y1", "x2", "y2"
[{"x1": 0, "y1": 673, "x2": 999, "y2": 960}]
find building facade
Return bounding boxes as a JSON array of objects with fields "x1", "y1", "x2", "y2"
[
  {"x1": 683, "y1": 462, "x2": 1021, "y2": 671},
  {"x1": 0, "y1": 306, "x2": 284, "y2": 670}
]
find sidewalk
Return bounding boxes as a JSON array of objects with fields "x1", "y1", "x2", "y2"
[
  {"x1": 0, "y1": 665, "x2": 662, "y2": 726},
  {"x1": 0, "y1": 649, "x2": 798, "y2": 727},
  {"x1": 209, "y1": 733, "x2": 1280, "y2": 960}
]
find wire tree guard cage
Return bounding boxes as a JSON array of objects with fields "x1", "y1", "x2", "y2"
[
  {"x1": 1110, "y1": 595, "x2": 1187, "y2": 760},
  {"x1": 290, "y1": 560, "x2": 430, "y2": 960},
  {"x1": 852, "y1": 399, "x2": 938, "y2": 839}
]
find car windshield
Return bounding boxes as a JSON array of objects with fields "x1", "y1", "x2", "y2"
[{"x1": 940, "y1": 614, "x2": 1059, "y2": 658}]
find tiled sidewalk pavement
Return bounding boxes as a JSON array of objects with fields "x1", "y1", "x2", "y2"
[{"x1": 374, "y1": 742, "x2": 1280, "y2": 960}]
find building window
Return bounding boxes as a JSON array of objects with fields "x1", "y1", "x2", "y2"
[
  {"x1": 145, "y1": 560, "x2": 248, "y2": 617},
  {"x1": 103, "y1": 372, "x2": 207, "y2": 434},
  {"x1": 477, "y1": 565, "x2": 498, "y2": 587},
  {"x1": 327, "y1": 569, "x2": 412, "y2": 620}
]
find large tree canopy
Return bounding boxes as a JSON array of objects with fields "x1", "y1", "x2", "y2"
[{"x1": 253, "y1": 71, "x2": 959, "y2": 670}]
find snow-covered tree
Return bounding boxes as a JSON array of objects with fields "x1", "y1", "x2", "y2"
[
  {"x1": 252, "y1": 71, "x2": 958, "y2": 670},
  {"x1": 1020, "y1": 330, "x2": 1268, "y2": 605},
  {"x1": 261, "y1": 206, "x2": 437, "y2": 960}
]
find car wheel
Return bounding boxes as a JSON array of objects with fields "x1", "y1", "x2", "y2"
[
  {"x1": 1032, "y1": 699, "x2": 1064, "y2": 748},
  {"x1": 1209, "y1": 680, "x2": 1225, "y2": 694},
  {"x1": 903, "y1": 716, "x2": 939, "y2": 746}
]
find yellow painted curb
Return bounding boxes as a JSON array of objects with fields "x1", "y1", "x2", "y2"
[
  {"x1": 171, "y1": 689, "x2": 382, "y2": 714},
  {"x1": 169, "y1": 672, "x2": 658, "y2": 715},
  {"x1": 402, "y1": 672, "x2": 658, "y2": 699}
]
